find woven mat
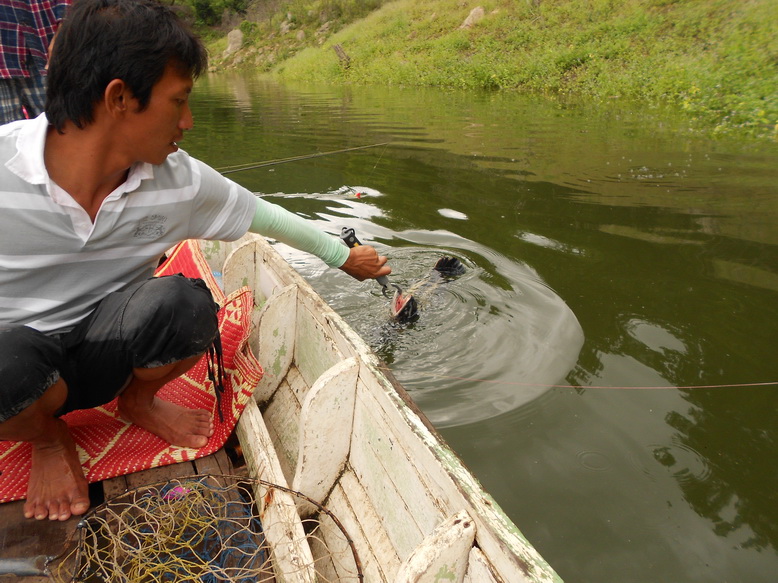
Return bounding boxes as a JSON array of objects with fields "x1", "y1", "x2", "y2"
[{"x1": 0, "y1": 240, "x2": 263, "y2": 503}]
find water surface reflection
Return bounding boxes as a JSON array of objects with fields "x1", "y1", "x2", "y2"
[{"x1": 185, "y1": 74, "x2": 778, "y2": 583}]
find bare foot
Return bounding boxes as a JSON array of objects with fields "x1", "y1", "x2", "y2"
[
  {"x1": 118, "y1": 395, "x2": 214, "y2": 449},
  {"x1": 24, "y1": 419, "x2": 90, "y2": 521}
]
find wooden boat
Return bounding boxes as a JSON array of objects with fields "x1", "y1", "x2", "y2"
[{"x1": 0, "y1": 233, "x2": 561, "y2": 583}]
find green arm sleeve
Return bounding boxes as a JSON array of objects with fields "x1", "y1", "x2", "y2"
[{"x1": 248, "y1": 196, "x2": 350, "y2": 268}]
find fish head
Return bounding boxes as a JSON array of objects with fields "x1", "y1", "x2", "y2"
[{"x1": 391, "y1": 291, "x2": 419, "y2": 323}]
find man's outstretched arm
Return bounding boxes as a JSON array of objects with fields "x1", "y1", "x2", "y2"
[{"x1": 247, "y1": 196, "x2": 391, "y2": 281}]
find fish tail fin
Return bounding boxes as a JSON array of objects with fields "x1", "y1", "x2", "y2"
[{"x1": 433, "y1": 256, "x2": 466, "y2": 276}]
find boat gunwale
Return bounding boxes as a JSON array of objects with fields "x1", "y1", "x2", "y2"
[{"x1": 213, "y1": 234, "x2": 562, "y2": 583}]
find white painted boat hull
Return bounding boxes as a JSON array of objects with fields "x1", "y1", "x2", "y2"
[{"x1": 201, "y1": 234, "x2": 562, "y2": 583}]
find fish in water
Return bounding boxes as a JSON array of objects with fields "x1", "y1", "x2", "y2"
[{"x1": 391, "y1": 257, "x2": 466, "y2": 323}]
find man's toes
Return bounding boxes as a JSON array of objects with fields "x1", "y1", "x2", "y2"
[
  {"x1": 48, "y1": 496, "x2": 70, "y2": 521},
  {"x1": 37, "y1": 503, "x2": 52, "y2": 520},
  {"x1": 48, "y1": 495, "x2": 89, "y2": 521},
  {"x1": 23, "y1": 501, "x2": 38, "y2": 519},
  {"x1": 23, "y1": 499, "x2": 49, "y2": 520},
  {"x1": 72, "y1": 498, "x2": 90, "y2": 517},
  {"x1": 49, "y1": 503, "x2": 68, "y2": 521},
  {"x1": 191, "y1": 413, "x2": 213, "y2": 435}
]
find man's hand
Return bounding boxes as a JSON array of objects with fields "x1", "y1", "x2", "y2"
[{"x1": 339, "y1": 245, "x2": 391, "y2": 281}]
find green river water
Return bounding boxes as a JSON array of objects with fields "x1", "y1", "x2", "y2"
[{"x1": 184, "y1": 72, "x2": 778, "y2": 583}]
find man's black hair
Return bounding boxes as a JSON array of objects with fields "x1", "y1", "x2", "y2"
[{"x1": 46, "y1": 0, "x2": 208, "y2": 132}]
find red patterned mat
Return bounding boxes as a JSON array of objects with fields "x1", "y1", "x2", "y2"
[{"x1": 0, "y1": 240, "x2": 263, "y2": 503}]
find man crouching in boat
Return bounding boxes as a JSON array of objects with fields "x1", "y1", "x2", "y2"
[{"x1": 0, "y1": 0, "x2": 390, "y2": 522}]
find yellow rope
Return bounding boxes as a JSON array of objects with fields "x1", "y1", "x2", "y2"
[{"x1": 48, "y1": 476, "x2": 362, "y2": 583}]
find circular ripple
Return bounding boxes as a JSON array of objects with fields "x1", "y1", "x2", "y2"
[
  {"x1": 648, "y1": 442, "x2": 712, "y2": 485},
  {"x1": 577, "y1": 450, "x2": 613, "y2": 472}
]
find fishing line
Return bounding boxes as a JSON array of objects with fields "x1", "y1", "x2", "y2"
[
  {"x1": 376, "y1": 367, "x2": 778, "y2": 391},
  {"x1": 216, "y1": 142, "x2": 391, "y2": 175},
  {"x1": 366, "y1": 141, "x2": 389, "y2": 177}
]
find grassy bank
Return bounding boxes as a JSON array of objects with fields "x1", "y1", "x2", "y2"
[{"x1": 205, "y1": 0, "x2": 777, "y2": 141}]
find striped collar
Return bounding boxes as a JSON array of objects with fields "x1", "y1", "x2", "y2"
[{"x1": 4, "y1": 112, "x2": 153, "y2": 191}]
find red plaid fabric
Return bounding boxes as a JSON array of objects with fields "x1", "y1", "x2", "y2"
[{"x1": 0, "y1": 1, "x2": 70, "y2": 78}]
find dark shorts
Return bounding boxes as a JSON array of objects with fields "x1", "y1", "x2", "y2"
[{"x1": 0, "y1": 275, "x2": 219, "y2": 423}]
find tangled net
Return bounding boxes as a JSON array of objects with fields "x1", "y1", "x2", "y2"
[{"x1": 47, "y1": 474, "x2": 362, "y2": 582}]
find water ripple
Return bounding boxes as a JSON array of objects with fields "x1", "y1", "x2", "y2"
[
  {"x1": 299, "y1": 233, "x2": 584, "y2": 428},
  {"x1": 649, "y1": 442, "x2": 712, "y2": 485},
  {"x1": 577, "y1": 450, "x2": 613, "y2": 472}
]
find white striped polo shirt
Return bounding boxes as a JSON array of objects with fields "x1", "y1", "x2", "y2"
[{"x1": 0, "y1": 114, "x2": 256, "y2": 333}]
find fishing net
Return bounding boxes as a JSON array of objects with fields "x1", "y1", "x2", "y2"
[{"x1": 47, "y1": 474, "x2": 362, "y2": 582}]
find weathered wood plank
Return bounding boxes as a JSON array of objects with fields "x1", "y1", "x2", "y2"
[
  {"x1": 102, "y1": 474, "x2": 129, "y2": 500},
  {"x1": 124, "y1": 459, "x2": 197, "y2": 490},
  {"x1": 222, "y1": 237, "x2": 259, "y2": 296},
  {"x1": 0, "y1": 499, "x2": 72, "y2": 582},
  {"x1": 200, "y1": 239, "x2": 230, "y2": 274},
  {"x1": 464, "y1": 547, "x2": 502, "y2": 583},
  {"x1": 102, "y1": 449, "x2": 230, "y2": 500},
  {"x1": 355, "y1": 362, "x2": 559, "y2": 582},
  {"x1": 328, "y1": 470, "x2": 399, "y2": 582},
  {"x1": 292, "y1": 288, "x2": 559, "y2": 582},
  {"x1": 350, "y1": 377, "x2": 446, "y2": 559},
  {"x1": 294, "y1": 287, "x2": 344, "y2": 389},
  {"x1": 292, "y1": 357, "x2": 358, "y2": 513},
  {"x1": 193, "y1": 447, "x2": 233, "y2": 476},
  {"x1": 255, "y1": 237, "x2": 302, "y2": 292},
  {"x1": 253, "y1": 283, "x2": 298, "y2": 404},
  {"x1": 395, "y1": 510, "x2": 476, "y2": 583},
  {"x1": 236, "y1": 398, "x2": 316, "y2": 583},
  {"x1": 307, "y1": 504, "x2": 362, "y2": 583},
  {"x1": 263, "y1": 369, "x2": 303, "y2": 483}
]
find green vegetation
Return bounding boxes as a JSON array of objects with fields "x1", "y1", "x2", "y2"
[{"x1": 187, "y1": 0, "x2": 777, "y2": 141}]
